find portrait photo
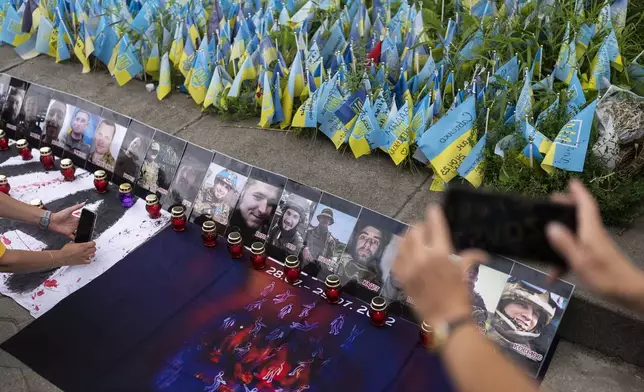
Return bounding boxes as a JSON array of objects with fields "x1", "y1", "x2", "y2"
[
  {"x1": 469, "y1": 263, "x2": 510, "y2": 331},
  {"x1": 113, "y1": 120, "x2": 156, "y2": 183},
  {"x1": 266, "y1": 181, "x2": 321, "y2": 258},
  {"x1": 137, "y1": 131, "x2": 186, "y2": 196},
  {"x1": 16, "y1": 84, "x2": 52, "y2": 144},
  {"x1": 163, "y1": 143, "x2": 213, "y2": 213},
  {"x1": 0, "y1": 74, "x2": 11, "y2": 110},
  {"x1": 40, "y1": 100, "x2": 74, "y2": 147},
  {"x1": 1, "y1": 81, "x2": 28, "y2": 132},
  {"x1": 190, "y1": 154, "x2": 251, "y2": 230},
  {"x1": 228, "y1": 168, "x2": 286, "y2": 245},
  {"x1": 57, "y1": 108, "x2": 98, "y2": 160},
  {"x1": 85, "y1": 109, "x2": 130, "y2": 173}
]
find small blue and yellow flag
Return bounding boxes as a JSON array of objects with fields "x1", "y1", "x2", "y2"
[
  {"x1": 35, "y1": 15, "x2": 54, "y2": 56},
  {"x1": 280, "y1": 50, "x2": 305, "y2": 128},
  {"x1": 113, "y1": 35, "x2": 144, "y2": 86},
  {"x1": 146, "y1": 43, "x2": 161, "y2": 76},
  {"x1": 157, "y1": 52, "x2": 172, "y2": 100},
  {"x1": 411, "y1": 93, "x2": 430, "y2": 143},
  {"x1": 382, "y1": 101, "x2": 411, "y2": 165},
  {"x1": 514, "y1": 69, "x2": 534, "y2": 129},
  {"x1": 227, "y1": 50, "x2": 258, "y2": 97},
  {"x1": 169, "y1": 22, "x2": 184, "y2": 67},
  {"x1": 179, "y1": 36, "x2": 196, "y2": 80},
  {"x1": 584, "y1": 39, "x2": 611, "y2": 91},
  {"x1": 523, "y1": 122, "x2": 553, "y2": 155},
  {"x1": 94, "y1": 16, "x2": 118, "y2": 66},
  {"x1": 335, "y1": 86, "x2": 366, "y2": 134},
  {"x1": 188, "y1": 37, "x2": 213, "y2": 105},
  {"x1": 530, "y1": 45, "x2": 542, "y2": 80},
  {"x1": 349, "y1": 97, "x2": 384, "y2": 158},
  {"x1": 73, "y1": 23, "x2": 91, "y2": 73},
  {"x1": 272, "y1": 71, "x2": 285, "y2": 124},
  {"x1": 554, "y1": 24, "x2": 577, "y2": 84},
  {"x1": 3, "y1": 5, "x2": 31, "y2": 47},
  {"x1": 457, "y1": 133, "x2": 487, "y2": 188},
  {"x1": 258, "y1": 71, "x2": 274, "y2": 128},
  {"x1": 566, "y1": 72, "x2": 586, "y2": 117},
  {"x1": 55, "y1": 26, "x2": 71, "y2": 63}
]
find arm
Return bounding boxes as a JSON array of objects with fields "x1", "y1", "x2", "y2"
[
  {"x1": 0, "y1": 192, "x2": 45, "y2": 226},
  {"x1": 0, "y1": 242, "x2": 97, "y2": 273}
]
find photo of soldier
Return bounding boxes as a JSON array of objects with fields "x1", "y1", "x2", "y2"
[
  {"x1": 266, "y1": 181, "x2": 321, "y2": 259},
  {"x1": 468, "y1": 261, "x2": 512, "y2": 331},
  {"x1": 136, "y1": 131, "x2": 186, "y2": 198},
  {"x1": 162, "y1": 144, "x2": 213, "y2": 214},
  {"x1": 190, "y1": 154, "x2": 251, "y2": 232},
  {"x1": 16, "y1": 84, "x2": 52, "y2": 145},
  {"x1": 0, "y1": 78, "x2": 29, "y2": 138},
  {"x1": 113, "y1": 121, "x2": 156, "y2": 184},
  {"x1": 85, "y1": 108, "x2": 130, "y2": 175},
  {"x1": 0, "y1": 75, "x2": 10, "y2": 110},
  {"x1": 40, "y1": 96, "x2": 77, "y2": 158},
  {"x1": 228, "y1": 168, "x2": 285, "y2": 245}
]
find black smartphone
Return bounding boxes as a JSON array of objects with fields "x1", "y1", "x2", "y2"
[
  {"x1": 75, "y1": 209, "x2": 97, "y2": 243},
  {"x1": 443, "y1": 186, "x2": 577, "y2": 268}
]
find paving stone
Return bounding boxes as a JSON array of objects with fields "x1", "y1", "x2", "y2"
[
  {"x1": 0, "y1": 319, "x2": 18, "y2": 345},
  {"x1": 0, "y1": 297, "x2": 33, "y2": 329},
  {"x1": 0, "y1": 46, "x2": 26, "y2": 72},
  {"x1": 0, "y1": 366, "x2": 27, "y2": 392}
]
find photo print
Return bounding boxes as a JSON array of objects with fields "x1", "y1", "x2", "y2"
[
  {"x1": 60, "y1": 99, "x2": 104, "y2": 165},
  {"x1": 16, "y1": 84, "x2": 52, "y2": 147},
  {"x1": 302, "y1": 192, "x2": 361, "y2": 277},
  {"x1": 113, "y1": 120, "x2": 156, "y2": 185},
  {"x1": 135, "y1": 131, "x2": 186, "y2": 198},
  {"x1": 468, "y1": 257, "x2": 513, "y2": 331},
  {"x1": 40, "y1": 92, "x2": 78, "y2": 157},
  {"x1": 0, "y1": 74, "x2": 11, "y2": 111},
  {"x1": 0, "y1": 77, "x2": 29, "y2": 138},
  {"x1": 265, "y1": 180, "x2": 322, "y2": 260},
  {"x1": 190, "y1": 153, "x2": 252, "y2": 234},
  {"x1": 84, "y1": 108, "x2": 131, "y2": 176},
  {"x1": 485, "y1": 261, "x2": 574, "y2": 378},
  {"x1": 227, "y1": 167, "x2": 286, "y2": 246},
  {"x1": 162, "y1": 143, "x2": 213, "y2": 214},
  {"x1": 336, "y1": 208, "x2": 408, "y2": 304}
]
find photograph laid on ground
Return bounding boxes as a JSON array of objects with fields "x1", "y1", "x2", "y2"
[
  {"x1": 84, "y1": 108, "x2": 131, "y2": 175},
  {"x1": 469, "y1": 262, "x2": 512, "y2": 331},
  {"x1": 190, "y1": 153, "x2": 252, "y2": 234},
  {"x1": 40, "y1": 92, "x2": 78, "y2": 157},
  {"x1": 162, "y1": 143, "x2": 213, "y2": 214},
  {"x1": 0, "y1": 78, "x2": 29, "y2": 138},
  {"x1": 16, "y1": 84, "x2": 52, "y2": 147},
  {"x1": 0, "y1": 74, "x2": 10, "y2": 111},
  {"x1": 227, "y1": 167, "x2": 286, "y2": 246},
  {"x1": 335, "y1": 208, "x2": 408, "y2": 304},
  {"x1": 113, "y1": 120, "x2": 156, "y2": 185},
  {"x1": 135, "y1": 131, "x2": 186, "y2": 198},
  {"x1": 266, "y1": 180, "x2": 322, "y2": 260},
  {"x1": 485, "y1": 261, "x2": 574, "y2": 378},
  {"x1": 60, "y1": 99, "x2": 104, "y2": 166},
  {"x1": 302, "y1": 193, "x2": 361, "y2": 278}
]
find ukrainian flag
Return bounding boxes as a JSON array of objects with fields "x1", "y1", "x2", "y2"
[
  {"x1": 146, "y1": 43, "x2": 160, "y2": 76},
  {"x1": 73, "y1": 24, "x2": 91, "y2": 73},
  {"x1": 55, "y1": 27, "x2": 70, "y2": 63},
  {"x1": 280, "y1": 50, "x2": 305, "y2": 129},
  {"x1": 349, "y1": 98, "x2": 383, "y2": 159},
  {"x1": 258, "y1": 71, "x2": 274, "y2": 128},
  {"x1": 554, "y1": 24, "x2": 577, "y2": 84},
  {"x1": 514, "y1": 70, "x2": 534, "y2": 129},
  {"x1": 157, "y1": 52, "x2": 172, "y2": 100},
  {"x1": 169, "y1": 22, "x2": 184, "y2": 67},
  {"x1": 530, "y1": 45, "x2": 542, "y2": 80},
  {"x1": 2, "y1": 5, "x2": 31, "y2": 47},
  {"x1": 457, "y1": 133, "x2": 487, "y2": 188},
  {"x1": 35, "y1": 15, "x2": 54, "y2": 56},
  {"x1": 227, "y1": 50, "x2": 258, "y2": 97},
  {"x1": 113, "y1": 35, "x2": 144, "y2": 86},
  {"x1": 584, "y1": 41, "x2": 610, "y2": 91},
  {"x1": 523, "y1": 122, "x2": 552, "y2": 155},
  {"x1": 382, "y1": 102, "x2": 411, "y2": 165},
  {"x1": 188, "y1": 38, "x2": 212, "y2": 105},
  {"x1": 179, "y1": 37, "x2": 196, "y2": 80}
]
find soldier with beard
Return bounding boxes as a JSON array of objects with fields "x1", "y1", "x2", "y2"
[
  {"x1": 16, "y1": 95, "x2": 44, "y2": 138},
  {"x1": 193, "y1": 170, "x2": 238, "y2": 225},
  {"x1": 337, "y1": 222, "x2": 392, "y2": 286},
  {"x1": 486, "y1": 280, "x2": 555, "y2": 369},
  {"x1": 42, "y1": 101, "x2": 66, "y2": 144},
  {"x1": 267, "y1": 197, "x2": 309, "y2": 255}
]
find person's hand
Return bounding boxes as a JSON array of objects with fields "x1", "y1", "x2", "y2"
[
  {"x1": 302, "y1": 247, "x2": 313, "y2": 263},
  {"x1": 49, "y1": 202, "x2": 86, "y2": 239},
  {"x1": 57, "y1": 242, "x2": 96, "y2": 266},
  {"x1": 546, "y1": 179, "x2": 644, "y2": 310},
  {"x1": 392, "y1": 205, "x2": 488, "y2": 325}
]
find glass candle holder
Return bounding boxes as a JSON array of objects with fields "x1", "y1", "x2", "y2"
[
  {"x1": 250, "y1": 242, "x2": 267, "y2": 270},
  {"x1": 118, "y1": 183, "x2": 135, "y2": 208},
  {"x1": 420, "y1": 321, "x2": 433, "y2": 349},
  {"x1": 60, "y1": 158, "x2": 76, "y2": 181},
  {"x1": 369, "y1": 296, "x2": 388, "y2": 327},
  {"x1": 0, "y1": 175, "x2": 10, "y2": 194},
  {"x1": 324, "y1": 274, "x2": 342, "y2": 304},
  {"x1": 171, "y1": 206, "x2": 186, "y2": 232},
  {"x1": 0, "y1": 129, "x2": 8, "y2": 151},
  {"x1": 284, "y1": 255, "x2": 301, "y2": 284},
  {"x1": 39, "y1": 147, "x2": 55, "y2": 169},
  {"x1": 201, "y1": 220, "x2": 217, "y2": 247},
  {"x1": 227, "y1": 232, "x2": 243, "y2": 259},
  {"x1": 145, "y1": 194, "x2": 162, "y2": 219},
  {"x1": 93, "y1": 170, "x2": 109, "y2": 193},
  {"x1": 16, "y1": 139, "x2": 32, "y2": 160},
  {"x1": 29, "y1": 199, "x2": 46, "y2": 210}
]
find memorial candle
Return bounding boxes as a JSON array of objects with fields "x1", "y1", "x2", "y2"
[
  {"x1": 171, "y1": 206, "x2": 186, "y2": 232},
  {"x1": 16, "y1": 139, "x2": 32, "y2": 160},
  {"x1": 60, "y1": 159, "x2": 75, "y2": 181},
  {"x1": 227, "y1": 232, "x2": 243, "y2": 258},
  {"x1": 201, "y1": 220, "x2": 217, "y2": 247},
  {"x1": 0, "y1": 175, "x2": 10, "y2": 194},
  {"x1": 0, "y1": 129, "x2": 8, "y2": 151},
  {"x1": 118, "y1": 183, "x2": 135, "y2": 208},
  {"x1": 145, "y1": 194, "x2": 162, "y2": 219},
  {"x1": 324, "y1": 274, "x2": 342, "y2": 304},
  {"x1": 250, "y1": 242, "x2": 267, "y2": 270},
  {"x1": 284, "y1": 255, "x2": 301, "y2": 284},
  {"x1": 369, "y1": 296, "x2": 388, "y2": 327},
  {"x1": 39, "y1": 147, "x2": 55, "y2": 169},
  {"x1": 93, "y1": 170, "x2": 109, "y2": 193}
]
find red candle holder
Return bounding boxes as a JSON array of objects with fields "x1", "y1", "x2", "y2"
[
  {"x1": 227, "y1": 232, "x2": 243, "y2": 259},
  {"x1": 171, "y1": 206, "x2": 186, "y2": 232},
  {"x1": 420, "y1": 321, "x2": 434, "y2": 349},
  {"x1": 369, "y1": 296, "x2": 388, "y2": 327},
  {"x1": 29, "y1": 199, "x2": 46, "y2": 210},
  {"x1": 250, "y1": 242, "x2": 267, "y2": 270},
  {"x1": 145, "y1": 194, "x2": 162, "y2": 219},
  {"x1": 93, "y1": 170, "x2": 109, "y2": 194},
  {"x1": 201, "y1": 220, "x2": 217, "y2": 247},
  {"x1": 324, "y1": 274, "x2": 342, "y2": 304},
  {"x1": 16, "y1": 139, "x2": 32, "y2": 160},
  {"x1": 0, "y1": 129, "x2": 8, "y2": 151},
  {"x1": 284, "y1": 255, "x2": 301, "y2": 284},
  {"x1": 39, "y1": 147, "x2": 55, "y2": 170},
  {"x1": 0, "y1": 175, "x2": 10, "y2": 194},
  {"x1": 60, "y1": 159, "x2": 76, "y2": 181}
]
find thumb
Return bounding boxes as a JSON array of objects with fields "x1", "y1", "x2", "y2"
[
  {"x1": 63, "y1": 202, "x2": 86, "y2": 215},
  {"x1": 546, "y1": 222, "x2": 580, "y2": 266}
]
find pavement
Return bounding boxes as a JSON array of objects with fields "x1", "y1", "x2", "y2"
[{"x1": 0, "y1": 47, "x2": 644, "y2": 391}]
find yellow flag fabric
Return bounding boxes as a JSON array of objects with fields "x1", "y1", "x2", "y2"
[
  {"x1": 73, "y1": 37, "x2": 91, "y2": 73},
  {"x1": 157, "y1": 52, "x2": 171, "y2": 100}
]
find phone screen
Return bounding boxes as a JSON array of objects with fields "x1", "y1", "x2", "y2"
[
  {"x1": 443, "y1": 187, "x2": 576, "y2": 267},
  {"x1": 75, "y1": 209, "x2": 97, "y2": 243}
]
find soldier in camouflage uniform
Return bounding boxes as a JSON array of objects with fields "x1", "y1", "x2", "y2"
[
  {"x1": 336, "y1": 222, "x2": 392, "y2": 286},
  {"x1": 267, "y1": 197, "x2": 309, "y2": 255},
  {"x1": 302, "y1": 208, "x2": 337, "y2": 264},
  {"x1": 465, "y1": 263, "x2": 489, "y2": 329},
  {"x1": 193, "y1": 170, "x2": 238, "y2": 225}
]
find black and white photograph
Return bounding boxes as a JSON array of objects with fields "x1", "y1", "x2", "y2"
[
  {"x1": 40, "y1": 92, "x2": 78, "y2": 158},
  {"x1": 60, "y1": 99, "x2": 103, "y2": 166},
  {"x1": 190, "y1": 154, "x2": 252, "y2": 233},
  {"x1": 266, "y1": 180, "x2": 322, "y2": 260},
  {"x1": 0, "y1": 78, "x2": 29, "y2": 139},
  {"x1": 16, "y1": 84, "x2": 52, "y2": 147},
  {"x1": 0, "y1": 74, "x2": 11, "y2": 111},
  {"x1": 84, "y1": 108, "x2": 130, "y2": 175},
  {"x1": 135, "y1": 131, "x2": 186, "y2": 198},
  {"x1": 227, "y1": 167, "x2": 286, "y2": 245},
  {"x1": 162, "y1": 143, "x2": 213, "y2": 214},
  {"x1": 113, "y1": 120, "x2": 156, "y2": 185}
]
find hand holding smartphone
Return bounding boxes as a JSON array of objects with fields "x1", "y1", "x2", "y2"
[
  {"x1": 75, "y1": 209, "x2": 97, "y2": 243},
  {"x1": 443, "y1": 186, "x2": 577, "y2": 268}
]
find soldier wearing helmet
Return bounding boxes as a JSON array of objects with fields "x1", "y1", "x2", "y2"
[
  {"x1": 267, "y1": 196, "x2": 310, "y2": 255},
  {"x1": 193, "y1": 169, "x2": 239, "y2": 225},
  {"x1": 302, "y1": 208, "x2": 337, "y2": 264},
  {"x1": 487, "y1": 279, "x2": 556, "y2": 366}
]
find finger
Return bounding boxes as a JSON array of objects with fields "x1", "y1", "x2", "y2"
[
  {"x1": 546, "y1": 222, "x2": 581, "y2": 268},
  {"x1": 62, "y1": 202, "x2": 86, "y2": 215},
  {"x1": 568, "y1": 179, "x2": 602, "y2": 228},
  {"x1": 550, "y1": 192, "x2": 573, "y2": 205},
  {"x1": 67, "y1": 232, "x2": 76, "y2": 240},
  {"x1": 427, "y1": 204, "x2": 453, "y2": 253},
  {"x1": 458, "y1": 249, "x2": 489, "y2": 274},
  {"x1": 546, "y1": 266, "x2": 565, "y2": 284}
]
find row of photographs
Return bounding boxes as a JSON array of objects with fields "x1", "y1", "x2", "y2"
[{"x1": 0, "y1": 75, "x2": 574, "y2": 377}]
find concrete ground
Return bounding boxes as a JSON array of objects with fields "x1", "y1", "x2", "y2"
[{"x1": 0, "y1": 47, "x2": 643, "y2": 391}]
